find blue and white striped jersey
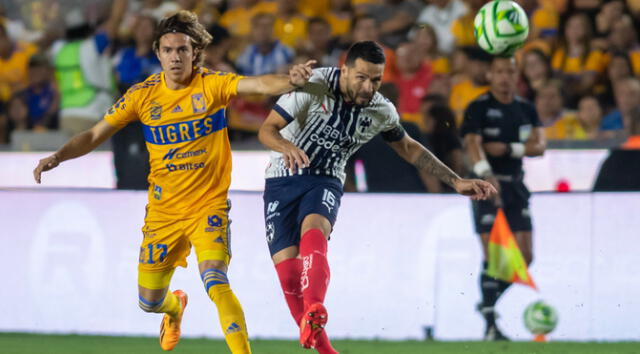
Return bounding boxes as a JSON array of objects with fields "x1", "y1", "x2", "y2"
[{"x1": 265, "y1": 67, "x2": 403, "y2": 183}]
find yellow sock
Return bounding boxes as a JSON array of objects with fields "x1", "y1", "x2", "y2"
[
  {"x1": 202, "y1": 269, "x2": 252, "y2": 354},
  {"x1": 157, "y1": 291, "x2": 181, "y2": 318}
]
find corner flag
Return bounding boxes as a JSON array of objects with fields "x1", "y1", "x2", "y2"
[{"x1": 487, "y1": 208, "x2": 537, "y2": 290}]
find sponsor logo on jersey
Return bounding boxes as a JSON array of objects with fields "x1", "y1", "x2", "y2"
[
  {"x1": 165, "y1": 162, "x2": 205, "y2": 172},
  {"x1": 142, "y1": 109, "x2": 226, "y2": 145},
  {"x1": 163, "y1": 148, "x2": 208, "y2": 160},
  {"x1": 191, "y1": 93, "x2": 207, "y2": 114},
  {"x1": 171, "y1": 105, "x2": 183, "y2": 113},
  {"x1": 310, "y1": 125, "x2": 350, "y2": 152},
  {"x1": 480, "y1": 214, "x2": 496, "y2": 225},
  {"x1": 483, "y1": 127, "x2": 501, "y2": 137},
  {"x1": 150, "y1": 101, "x2": 162, "y2": 120},
  {"x1": 519, "y1": 124, "x2": 532, "y2": 142},
  {"x1": 487, "y1": 108, "x2": 503, "y2": 119}
]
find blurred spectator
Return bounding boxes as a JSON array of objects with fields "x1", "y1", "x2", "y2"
[
  {"x1": 606, "y1": 15, "x2": 640, "y2": 75},
  {"x1": 536, "y1": 80, "x2": 584, "y2": 139},
  {"x1": 325, "y1": 0, "x2": 354, "y2": 39},
  {"x1": 176, "y1": 0, "x2": 221, "y2": 26},
  {"x1": 394, "y1": 42, "x2": 434, "y2": 129},
  {"x1": 600, "y1": 77, "x2": 640, "y2": 138},
  {"x1": 420, "y1": 103, "x2": 464, "y2": 192},
  {"x1": 576, "y1": 95, "x2": 604, "y2": 140},
  {"x1": 597, "y1": 51, "x2": 634, "y2": 112},
  {"x1": 299, "y1": 17, "x2": 342, "y2": 67},
  {"x1": 203, "y1": 25, "x2": 236, "y2": 73},
  {"x1": 451, "y1": 0, "x2": 486, "y2": 49},
  {"x1": 594, "y1": 0, "x2": 625, "y2": 41},
  {"x1": 449, "y1": 46, "x2": 491, "y2": 127},
  {"x1": 50, "y1": 1, "x2": 125, "y2": 135},
  {"x1": 551, "y1": 12, "x2": 606, "y2": 108},
  {"x1": 7, "y1": 54, "x2": 59, "y2": 132},
  {"x1": 518, "y1": 49, "x2": 552, "y2": 101},
  {"x1": 235, "y1": 12, "x2": 294, "y2": 76},
  {"x1": 137, "y1": 0, "x2": 180, "y2": 21},
  {"x1": 298, "y1": 0, "x2": 331, "y2": 18},
  {"x1": 219, "y1": 0, "x2": 277, "y2": 38},
  {"x1": 0, "y1": 22, "x2": 37, "y2": 109},
  {"x1": 274, "y1": 0, "x2": 308, "y2": 48},
  {"x1": 416, "y1": 0, "x2": 467, "y2": 54},
  {"x1": 339, "y1": 15, "x2": 398, "y2": 82},
  {"x1": 361, "y1": 0, "x2": 423, "y2": 49},
  {"x1": 517, "y1": 0, "x2": 560, "y2": 41},
  {"x1": 113, "y1": 15, "x2": 160, "y2": 94},
  {"x1": 411, "y1": 24, "x2": 451, "y2": 75}
]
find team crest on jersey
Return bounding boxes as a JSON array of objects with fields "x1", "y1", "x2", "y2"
[
  {"x1": 150, "y1": 101, "x2": 162, "y2": 120},
  {"x1": 191, "y1": 93, "x2": 206, "y2": 113},
  {"x1": 358, "y1": 116, "x2": 372, "y2": 133}
]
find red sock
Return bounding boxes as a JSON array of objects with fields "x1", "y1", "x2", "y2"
[
  {"x1": 275, "y1": 258, "x2": 304, "y2": 324},
  {"x1": 299, "y1": 228, "x2": 330, "y2": 309},
  {"x1": 275, "y1": 251, "x2": 336, "y2": 354}
]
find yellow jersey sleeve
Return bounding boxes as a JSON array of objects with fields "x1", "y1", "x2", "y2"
[
  {"x1": 585, "y1": 50, "x2": 606, "y2": 73},
  {"x1": 104, "y1": 86, "x2": 141, "y2": 128},
  {"x1": 203, "y1": 71, "x2": 244, "y2": 107}
]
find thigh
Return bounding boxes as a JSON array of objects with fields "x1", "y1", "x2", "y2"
[
  {"x1": 503, "y1": 182, "x2": 532, "y2": 232},
  {"x1": 138, "y1": 218, "x2": 190, "y2": 274},
  {"x1": 472, "y1": 199, "x2": 497, "y2": 234},
  {"x1": 188, "y1": 201, "x2": 232, "y2": 266},
  {"x1": 264, "y1": 178, "x2": 301, "y2": 256}
]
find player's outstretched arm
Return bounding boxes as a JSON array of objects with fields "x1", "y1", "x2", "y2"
[
  {"x1": 389, "y1": 133, "x2": 496, "y2": 200},
  {"x1": 33, "y1": 120, "x2": 121, "y2": 183},
  {"x1": 258, "y1": 110, "x2": 309, "y2": 172},
  {"x1": 236, "y1": 60, "x2": 316, "y2": 97}
]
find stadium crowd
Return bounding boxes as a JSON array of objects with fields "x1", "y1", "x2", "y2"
[{"x1": 1, "y1": 0, "x2": 639, "y2": 188}]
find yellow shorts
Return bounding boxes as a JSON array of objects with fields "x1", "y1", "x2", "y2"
[{"x1": 138, "y1": 203, "x2": 232, "y2": 277}]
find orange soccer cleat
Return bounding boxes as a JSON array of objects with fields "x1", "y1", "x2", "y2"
[
  {"x1": 300, "y1": 303, "x2": 328, "y2": 349},
  {"x1": 159, "y1": 290, "x2": 188, "y2": 351}
]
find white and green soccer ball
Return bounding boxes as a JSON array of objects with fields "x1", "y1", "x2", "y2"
[
  {"x1": 523, "y1": 300, "x2": 559, "y2": 335},
  {"x1": 474, "y1": 0, "x2": 530, "y2": 56}
]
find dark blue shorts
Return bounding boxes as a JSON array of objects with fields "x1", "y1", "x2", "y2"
[{"x1": 263, "y1": 175, "x2": 343, "y2": 256}]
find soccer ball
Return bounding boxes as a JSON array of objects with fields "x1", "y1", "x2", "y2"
[
  {"x1": 523, "y1": 300, "x2": 558, "y2": 335},
  {"x1": 474, "y1": 0, "x2": 529, "y2": 56}
]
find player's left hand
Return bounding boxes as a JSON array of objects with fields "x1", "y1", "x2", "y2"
[
  {"x1": 289, "y1": 60, "x2": 316, "y2": 88},
  {"x1": 453, "y1": 178, "x2": 497, "y2": 201}
]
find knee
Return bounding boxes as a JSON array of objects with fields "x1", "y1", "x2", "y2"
[
  {"x1": 201, "y1": 267, "x2": 231, "y2": 300},
  {"x1": 138, "y1": 295, "x2": 165, "y2": 313}
]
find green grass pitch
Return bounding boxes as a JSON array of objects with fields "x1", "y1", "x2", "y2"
[{"x1": 1, "y1": 333, "x2": 638, "y2": 354}]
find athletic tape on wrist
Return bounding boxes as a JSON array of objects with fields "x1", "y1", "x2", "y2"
[
  {"x1": 510, "y1": 143, "x2": 525, "y2": 158},
  {"x1": 473, "y1": 160, "x2": 492, "y2": 178}
]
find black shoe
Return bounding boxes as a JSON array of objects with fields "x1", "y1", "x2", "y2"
[{"x1": 484, "y1": 324, "x2": 510, "y2": 341}]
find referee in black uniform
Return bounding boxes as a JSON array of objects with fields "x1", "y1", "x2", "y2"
[{"x1": 460, "y1": 55, "x2": 546, "y2": 341}]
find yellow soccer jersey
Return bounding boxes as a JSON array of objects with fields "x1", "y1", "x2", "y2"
[{"x1": 104, "y1": 68, "x2": 243, "y2": 219}]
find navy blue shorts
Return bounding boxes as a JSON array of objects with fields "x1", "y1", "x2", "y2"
[{"x1": 263, "y1": 175, "x2": 343, "y2": 256}]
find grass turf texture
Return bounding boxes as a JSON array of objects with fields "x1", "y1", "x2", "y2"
[{"x1": 1, "y1": 333, "x2": 637, "y2": 354}]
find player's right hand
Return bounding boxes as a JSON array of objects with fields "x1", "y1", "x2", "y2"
[
  {"x1": 33, "y1": 154, "x2": 60, "y2": 184},
  {"x1": 282, "y1": 143, "x2": 309, "y2": 172}
]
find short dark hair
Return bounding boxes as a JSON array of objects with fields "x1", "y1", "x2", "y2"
[
  {"x1": 153, "y1": 10, "x2": 212, "y2": 67},
  {"x1": 345, "y1": 41, "x2": 386, "y2": 66},
  {"x1": 308, "y1": 16, "x2": 330, "y2": 28}
]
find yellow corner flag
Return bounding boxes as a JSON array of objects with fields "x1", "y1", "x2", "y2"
[{"x1": 487, "y1": 208, "x2": 537, "y2": 290}]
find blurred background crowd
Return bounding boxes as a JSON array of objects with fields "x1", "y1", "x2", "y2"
[{"x1": 1, "y1": 0, "x2": 639, "y2": 190}]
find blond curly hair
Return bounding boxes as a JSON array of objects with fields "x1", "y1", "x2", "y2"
[{"x1": 153, "y1": 10, "x2": 212, "y2": 67}]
